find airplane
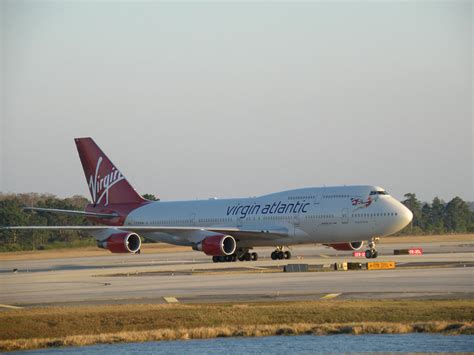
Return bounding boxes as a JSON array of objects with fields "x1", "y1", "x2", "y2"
[{"x1": 2, "y1": 137, "x2": 413, "y2": 260}]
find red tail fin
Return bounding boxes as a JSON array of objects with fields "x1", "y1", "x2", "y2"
[{"x1": 75, "y1": 138, "x2": 146, "y2": 206}]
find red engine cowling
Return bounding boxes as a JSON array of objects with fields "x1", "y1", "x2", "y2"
[
  {"x1": 194, "y1": 235, "x2": 237, "y2": 256},
  {"x1": 328, "y1": 241, "x2": 364, "y2": 251},
  {"x1": 99, "y1": 232, "x2": 141, "y2": 253}
]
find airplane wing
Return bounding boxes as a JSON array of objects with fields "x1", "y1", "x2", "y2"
[{"x1": 0, "y1": 225, "x2": 289, "y2": 240}]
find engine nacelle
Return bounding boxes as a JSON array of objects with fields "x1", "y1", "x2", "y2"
[
  {"x1": 194, "y1": 235, "x2": 237, "y2": 256},
  {"x1": 328, "y1": 241, "x2": 364, "y2": 251},
  {"x1": 98, "y1": 232, "x2": 141, "y2": 253}
]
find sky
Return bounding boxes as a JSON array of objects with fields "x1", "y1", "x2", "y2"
[{"x1": 0, "y1": 0, "x2": 472, "y2": 203}]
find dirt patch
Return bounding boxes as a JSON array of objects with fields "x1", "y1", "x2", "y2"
[
  {"x1": 0, "y1": 243, "x2": 190, "y2": 261},
  {"x1": 380, "y1": 234, "x2": 473, "y2": 244},
  {"x1": 1, "y1": 234, "x2": 472, "y2": 261}
]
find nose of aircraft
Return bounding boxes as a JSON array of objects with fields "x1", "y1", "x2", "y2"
[
  {"x1": 379, "y1": 197, "x2": 414, "y2": 236},
  {"x1": 397, "y1": 202, "x2": 413, "y2": 229}
]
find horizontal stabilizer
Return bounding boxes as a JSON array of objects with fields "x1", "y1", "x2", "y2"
[{"x1": 23, "y1": 207, "x2": 119, "y2": 219}]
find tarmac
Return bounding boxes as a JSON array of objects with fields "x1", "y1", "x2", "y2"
[{"x1": 0, "y1": 241, "x2": 473, "y2": 307}]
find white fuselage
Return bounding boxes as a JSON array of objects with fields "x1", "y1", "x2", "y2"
[{"x1": 124, "y1": 185, "x2": 413, "y2": 247}]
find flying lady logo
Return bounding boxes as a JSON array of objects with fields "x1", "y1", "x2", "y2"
[
  {"x1": 351, "y1": 196, "x2": 373, "y2": 211},
  {"x1": 88, "y1": 157, "x2": 125, "y2": 206}
]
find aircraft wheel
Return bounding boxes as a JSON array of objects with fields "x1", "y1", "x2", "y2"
[
  {"x1": 372, "y1": 251, "x2": 378, "y2": 258},
  {"x1": 284, "y1": 251, "x2": 291, "y2": 260},
  {"x1": 212, "y1": 256, "x2": 219, "y2": 263},
  {"x1": 225, "y1": 255, "x2": 233, "y2": 262},
  {"x1": 244, "y1": 252, "x2": 251, "y2": 261},
  {"x1": 218, "y1": 256, "x2": 226, "y2": 262},
  {"x1": 271, "y1": 251, "x2": 278, "y2": 260},
  {"x1": 365, "y1": 250, "x2": 373, "y2": 259},
  {"x1": 232, "y1": 255, "x2": 237, "y2": 262},
  {"x1": 277, "y1": 251, "x2": 285, "y2": 260},
  {"x1": 251, "y1": 252, "x2": 258, "y2": 261}
]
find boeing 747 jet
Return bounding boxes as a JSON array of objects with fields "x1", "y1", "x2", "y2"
[{"x1": 3, "y1": 138, "x2": 413, "y2": 260}]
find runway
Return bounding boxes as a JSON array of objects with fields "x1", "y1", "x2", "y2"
[{"x1": 0, "y1": 241, "x2": 473, "y2": 307}]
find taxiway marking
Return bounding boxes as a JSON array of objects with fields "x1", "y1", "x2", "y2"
[
  {"x1": 0, "y1": 304, "x2": 24, "y2": 309},
  {"x1": 244, "y1": 266, "x2": 268, "y2": 270},
  {"x1": 320, "y1": 293, "x2": 342, "y2": 300},
  {"x1": 163, "y1": 297, "x2": 179, "y2": 303}
]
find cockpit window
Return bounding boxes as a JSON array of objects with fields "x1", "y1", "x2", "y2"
[{"x1": 370, "y1": 190, "x2": 388, "y2": 195}]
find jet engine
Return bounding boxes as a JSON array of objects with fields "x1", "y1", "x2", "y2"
[
  {"x1": 194, "y1": 234, "x2": 237, "y2": 256},
  {"x1": 328, "y1": 241, "x2": 364, "y2": 251},
  {"x1": 98, "y1": 232, "x2": 141, "y2": 253}
]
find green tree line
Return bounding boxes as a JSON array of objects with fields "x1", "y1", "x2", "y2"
[
  {"x1": 401, "y1": 193, "x2": 474, "y2": 235},
  {"x1": 0, "y1": 192, "x2": 473, "y2": 251},
  {"x1": 0, "y1": 193, "x2": 94, "y2": 251},
  {"x1": 0, "y1": 193, "x2": 160, "y2": 251}
]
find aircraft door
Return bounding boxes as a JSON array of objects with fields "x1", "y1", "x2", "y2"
[
  {"x1": 293, "y1": 213, "x2": 301, "y2": 227},
  {"x1": 292, "y1": 210, "x2": 303, "y2": 238},
  {"x1": 341, "y1": 208, "x2": 349, "y2": 224},
  {"x1": 236, "y1": 216, "x2": 243, "y2": 228},
  {"x1": 371, "y1": 211, "x2": 377, "y2": 235}
]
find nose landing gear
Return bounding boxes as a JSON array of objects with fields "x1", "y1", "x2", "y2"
[
  {"x1": 271, "y1": 246, "x2": 292, "y2": 260},
  {"x1": 365, "y1": 237, "x2": 379, "y2": 259}
]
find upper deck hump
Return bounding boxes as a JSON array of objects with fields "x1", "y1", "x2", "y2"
[{"x1": 258, "y1": 185, "x2": 377, "y2": 198}]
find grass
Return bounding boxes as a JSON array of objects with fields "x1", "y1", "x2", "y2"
[
  {"x1": 1, "y1": 322, "x2": 473, "y2": 352},
  {"x1": 0, "y1": 300, "x2": 473, "y2": 351}
]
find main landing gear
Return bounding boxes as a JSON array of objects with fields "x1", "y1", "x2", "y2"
[
  {"x1": 211, "y1": 247, "x2": 292, "y2": 262},
  {"x1": 271, "y1": 246, "x2": 292, "y2": 260},
  {"x1": 365, "y1": 237, "x2": 379, "y2": 259},
  {"x1": 212, "y1": 248, "x2": 258, "y2": 263}
]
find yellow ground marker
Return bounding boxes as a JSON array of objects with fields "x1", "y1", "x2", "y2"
[
  {"x1": 0, "y1": 304, "x2": 24, "y2": 309},
  {"x1": 163, "y1": 297, "x2": 179, "y2": 303},
  {"x1": 367, "y1": 261, "x2": 396, "y2": 270},
  {"x1": 320, "y1": 293, "x2": 341, "y2": 300}
]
